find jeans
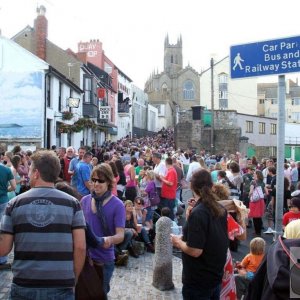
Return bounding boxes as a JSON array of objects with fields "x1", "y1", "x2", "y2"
[
  {"x1": 0, "y1": 202, "x2": 8, "y2": 264},
  {"x1": 117, "y1": 230, "x2": 133, "y2": 252},
  {"x1": 10, "y1": 283, "x2": 74, "y2": 300},
  {"x1": 138, "y1": 227, "x2": 151, "y2": 244},
  {"x1": 182, "y1": 283, "x2": 221, "y2": 300},
  {"x1": 253, "y1": 217, "x2": 263, "y2": 235},
  {"x1": 160, "y1": 198, "x2": 176, "y2": 220},
  {"x1": 103, "y1": 261, "x2": 115, "y2": 295}
]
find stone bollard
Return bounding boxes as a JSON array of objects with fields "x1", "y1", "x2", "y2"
[{"x1": 152, "y1": 216, "x2": 174, "y2": 291}]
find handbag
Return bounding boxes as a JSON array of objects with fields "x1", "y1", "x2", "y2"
[
  {"x1": 149, "y1": 186, "x2": 160, "y2": 206},
  {"x1": 75, "y1": 256, "x2": 105, "y2": 300},
  {"x1": 250, "y1": 185, "x2": 264, "y2": 202}
]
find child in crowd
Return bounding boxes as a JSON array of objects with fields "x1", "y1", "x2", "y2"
[
  {"x1": 235, "y1": 237, "x2": 266, "y2": 299},
  {"x1": 282, "y1": 197, "x2": 300, "y2": 230}
]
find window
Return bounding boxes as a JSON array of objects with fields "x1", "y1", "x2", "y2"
[
  {"x1": 271, "y1": 123, "x2": 277, "y2": 135},
  {"x1": 292, "y1": 112, "x2": 300, "y2": 121},
  {"x1": 218, "y1": 73, "x2": 228, "y2": 84},
  {"x1": 259, "y1": 99, "x2": 264, "y2": 104},
  {"x1": 154, "y1": 104, "x2": 165, "y2": 116},
  {"x1": 183, "y1": 80, "x2": 195, "y2": 100},
  {"x1": 259, "y1": 122, "x2": 266, "y2": 134},
  {"x1": 161, "y1": 83, "x2": 168, "y2": 100},
  {"x1": 84, "y1": 76, "x2": 92, "y2": 103},
  {"x1": 219, "y1": 99, "x2": 228, "y2": 109},
  {"x1": 218, "y1": 73, "x2": 228, "y2": 109},
  {"x1": 271, "y1": 99, "x2": 278, "y2": 105},
  {"x1": 292, "y1": 98, "x2": 300, "y2": 105},
  {"x1": 46, "y1": 74, "x2": 51, "y2": 107},
  {"x1": 246, "y1": 121, "x2": 253, "y2": 133},
  {"x1": 219, "y1": 91, "x2": 228, "y2": 109},
  {"x1": 58, "y1": 81, "x2": 62, "y2": 111},
  {"x1": 270, "y1": 146, "x2": 277, "y2": 157}
]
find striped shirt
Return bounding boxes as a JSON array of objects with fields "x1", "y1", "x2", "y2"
[{"x1": 0, "y1": 187, "x2": 86, "y2": 288}]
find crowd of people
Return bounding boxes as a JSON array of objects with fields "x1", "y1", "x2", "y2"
[{"x1": 0, "y1": 127, "x2": 300, "y2": 299}]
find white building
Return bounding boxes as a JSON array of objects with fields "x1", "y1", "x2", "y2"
[
  {"x1": 131, "y1": 84, "x2": 159, "y2": 136},
  {"x1": 117, "y1": 69, "x2": 132, "y2": 139},
  {"x1": 0, "y1": 35, "x2": 84, "y2": 150},
  {"x1": 200, "y1": 56, "x2": 258, "y2": 115}
]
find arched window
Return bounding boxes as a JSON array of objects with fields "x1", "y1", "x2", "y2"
[
  {"x1": 161, "y1": 83, "x2": 168, "y2": 100},
  {"x1": 183, "y1": 80, "x2": 195, "y2": 100}
]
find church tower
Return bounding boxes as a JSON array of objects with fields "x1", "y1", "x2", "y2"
[{"x1": 164, "y1": 34, "x2": 183, "y2": 75}]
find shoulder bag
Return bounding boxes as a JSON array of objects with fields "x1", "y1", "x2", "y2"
[
  {"x1": 75, "y1": 256, "x2": 105, "y2": 300},
  {"x1": 250, "y1": 185, "x2": 264, "y2": 202}
]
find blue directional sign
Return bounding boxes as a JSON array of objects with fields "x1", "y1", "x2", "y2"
[{"x1": 230, "y1": 36, "x2": 300, "y2": 79}]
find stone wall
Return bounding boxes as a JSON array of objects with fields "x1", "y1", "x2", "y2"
[
  {"x1": 214, "y1": 110, "x2": 238, "y2": 129},
  {"x1": 175, "y1": 121, "x2": 193, "y2": 150},
  {"x1": 175, "y1": 109, "x2": 241, "y2": 155},
  {"x1": 254, "y1": 146, "x2": 273, "y2": 160}
]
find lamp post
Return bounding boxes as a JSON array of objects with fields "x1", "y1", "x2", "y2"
[{"x1": 210, "y1": 57, "x2": 214, "y2": 154}]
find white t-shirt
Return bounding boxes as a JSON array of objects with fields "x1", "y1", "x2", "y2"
[
  {"x1": 186, "y1": 161, "x2": 201, "y2": 182},
  {"x1": 153, "y1": 161, "x2": 167, "y2": 188}
]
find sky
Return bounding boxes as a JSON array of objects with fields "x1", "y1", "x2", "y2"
[{"x1": 1, "y1": 0, "x2": 300, "y2": 88}]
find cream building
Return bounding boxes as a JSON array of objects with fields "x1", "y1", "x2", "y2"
[
  {"x1": 258, "y1": 79, "x2": 300, "y2": 123},
  {"x1": 200, "y1": 56, "x2": 258, "y2": 115}
]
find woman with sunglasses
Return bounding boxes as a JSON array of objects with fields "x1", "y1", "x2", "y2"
[{"x1": 81, "y1": 163, "x2": 126, "y2": 299}]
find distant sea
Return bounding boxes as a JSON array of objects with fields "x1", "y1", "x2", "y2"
[{"x1": 0, "y1": 125, "x2": 41, "y2": 139}]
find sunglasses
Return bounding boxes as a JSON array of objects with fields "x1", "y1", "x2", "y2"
[
  {"x1": 91, "y1": 178, "x2": 106, "y2": 184},
  {"x1": 136, "y1": 202, "x2": 142, "y2": 205}
]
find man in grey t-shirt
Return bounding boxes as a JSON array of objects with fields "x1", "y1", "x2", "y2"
[{"x1": 0, "y1": 150, "x2": 86, "y2": 300}]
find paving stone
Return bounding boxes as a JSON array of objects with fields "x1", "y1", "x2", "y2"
[{"x1": 0, "y1": 252, "x2": 182, "y2": 300}]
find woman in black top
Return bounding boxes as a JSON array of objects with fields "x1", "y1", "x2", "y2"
[
  {"x1": 171, "y1": 169, "x2": 229, "y2": 300},
  {"x1": 115, "y1": 159, "x2": 126, "y2": 200}
]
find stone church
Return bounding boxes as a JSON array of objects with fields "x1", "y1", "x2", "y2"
[{"x1": 144, "y1": 35, "x2": 200, "y2": 128}]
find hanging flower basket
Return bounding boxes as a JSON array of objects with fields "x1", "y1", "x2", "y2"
[
  {"x1": 58, "y1": 123, "x2": 72, "y2": 133},
  {"x1": 58, "y1": 118, "x2": 98, "y2": 134},
  {"x1": 74, "y1": 118, "x2": 97, "y2": 129},
  {"x1": 61, "y1": 111, "x2": 74, "y2": 120}
]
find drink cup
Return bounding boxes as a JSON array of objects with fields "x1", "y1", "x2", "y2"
[
  {"x1": 137, "y1": 224, "x2": 142, "y2": 233},
  {"x1": 171, "y1": 225, "x2": 182, "y2": 236}
]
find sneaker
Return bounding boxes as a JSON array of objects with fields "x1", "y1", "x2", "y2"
[{"x1": 263, "y1": 227, "x2": 274, "y2": 234}]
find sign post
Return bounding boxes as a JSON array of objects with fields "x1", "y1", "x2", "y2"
[{"x1": 230, "y1": 36, "x2": 300, "y2": 239}]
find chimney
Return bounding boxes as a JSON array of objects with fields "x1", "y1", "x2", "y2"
[{"x1": 34, "y1": 5, "x2": 48, "y2": 61}]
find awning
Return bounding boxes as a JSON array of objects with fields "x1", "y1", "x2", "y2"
[
  {"x1": 98, "y1": 123, "x2": 118, "y2": 135},
  {"x1": 108, "y1": 127, "x2": 118, "y2": 135}
]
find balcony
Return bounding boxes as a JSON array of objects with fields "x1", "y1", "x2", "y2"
[{"x1": 118, "y1": 102, "x2": 130, "y2": 113}]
